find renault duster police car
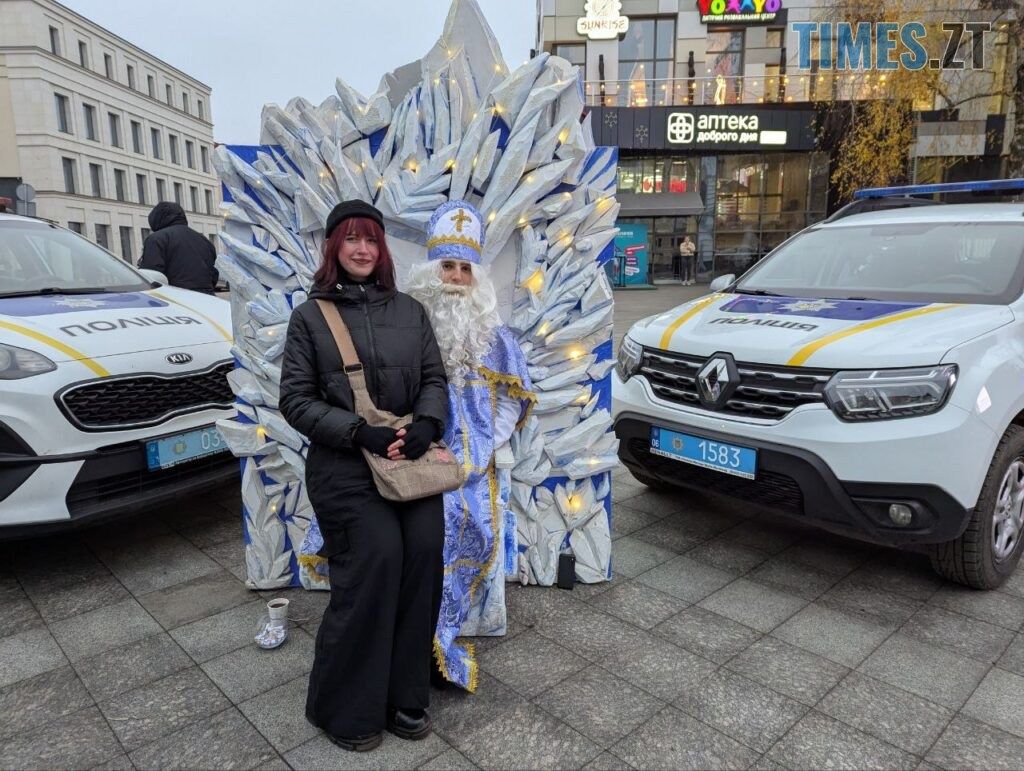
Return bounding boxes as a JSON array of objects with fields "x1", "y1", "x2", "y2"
[
  {"x1": 0, "y1": 213, "x2": 236, "y2": 534},
  {"x1": 613, "y1": 180, "x2": 1024, "y2": 589}
]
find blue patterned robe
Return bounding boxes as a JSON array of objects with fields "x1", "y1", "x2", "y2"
[{"x1": 434, "y1": 325, "x2": 534, "y2": 692}]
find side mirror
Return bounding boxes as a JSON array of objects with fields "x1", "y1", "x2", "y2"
[
  {"x1": 709, "y1": 273, "x2": 736, "y2": 293},
  {"x1": 138, "y1": 268, "x2": 167, "y2": 287}
]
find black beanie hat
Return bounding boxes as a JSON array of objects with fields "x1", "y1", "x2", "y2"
[{"x1": 325, "y1": 200, "x2": 385, "y2": 239}]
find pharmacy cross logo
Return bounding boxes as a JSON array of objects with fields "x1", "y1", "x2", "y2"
[{"x1": 667, "y1": 113, "x2": 695, "y2": 144}]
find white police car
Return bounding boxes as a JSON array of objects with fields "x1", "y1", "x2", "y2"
[
  {"x1": 0, "y1": 213, "x2": 236, "y2": 534},
  {"x1": 614, "y1": 180, "x2": 1024, "y2": 589}
]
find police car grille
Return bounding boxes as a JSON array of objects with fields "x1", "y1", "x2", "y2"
[
  {"x1": 58, "y1": 361, "x2": 234, "y2": 431},
  {"x1": 640, "y1": 349, "x2": 832, "y2": 420}
]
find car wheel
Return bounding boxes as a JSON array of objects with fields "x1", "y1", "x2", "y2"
[{"x1": 929, "y1": 424, "x2": 1024, "y2": 589}]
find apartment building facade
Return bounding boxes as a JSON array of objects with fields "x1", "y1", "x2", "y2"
[{"x1": 0, "y1": 0, "x2": 221, "y2": 263}]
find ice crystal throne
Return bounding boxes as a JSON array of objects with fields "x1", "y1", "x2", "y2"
[{"x1": 214, "y1": 0, "x2": 619, "y2": 590}]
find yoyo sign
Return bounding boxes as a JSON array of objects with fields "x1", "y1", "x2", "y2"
[{"x1": 697, "y1": 0, "x2": 783, "y2": 24}]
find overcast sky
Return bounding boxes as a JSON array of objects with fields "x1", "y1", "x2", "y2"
[{"x1": 61, "y1": 0, "x2": 537, "y2": 145}]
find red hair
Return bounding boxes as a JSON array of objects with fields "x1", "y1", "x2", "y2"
[{"x1": 314, "y1": 216, "x2": 396, "y2": 290}]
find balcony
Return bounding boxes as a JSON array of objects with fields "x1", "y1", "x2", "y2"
[{"x1": 584, "y1": 73, "x2": 911, "y2": 108}]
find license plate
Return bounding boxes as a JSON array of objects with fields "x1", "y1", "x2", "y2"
[
  {"x1": 650, "y1": 427, "x2": 757, "y2": 480},
  {"x1": 146, "y1": 425, "x2": 228, "y2": 471}
]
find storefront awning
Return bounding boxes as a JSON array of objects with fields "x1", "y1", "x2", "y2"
[{"x1": 616, "y1": 191, "x2": 704, "y2": 217}]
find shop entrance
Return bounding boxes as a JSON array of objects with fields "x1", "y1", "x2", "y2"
[{"x1": 618, "y1": 216, "x2": 700, "y2": 283}]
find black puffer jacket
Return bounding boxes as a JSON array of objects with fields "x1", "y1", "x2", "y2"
[
  {"x1": 139, "y1": 202, "x2": 218, "y2": 293},
  {"x1": 279, "y1": 281, "x2": 449, "y2": 489}
]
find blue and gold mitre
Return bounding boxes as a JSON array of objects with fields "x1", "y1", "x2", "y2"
[{"x1": 427, "y1": 200, "x2": 484, "y2": 264}]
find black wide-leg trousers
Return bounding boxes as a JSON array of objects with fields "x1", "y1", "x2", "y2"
[{"x1": 305, "y1": 486, "x2": 444, "y2": 738}]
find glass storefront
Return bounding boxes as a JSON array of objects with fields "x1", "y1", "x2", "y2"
[
  {"x1": 618, "y1": 151, "x2": 830, "y2": 283},
  {"x1": 617, "y1": 156, "x2": 699, "y2": 195}
]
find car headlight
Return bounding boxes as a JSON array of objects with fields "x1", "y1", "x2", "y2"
[
  {"x1": 616, "y1": 336, "x2": 643, "y2": 381},
  {"x1": 824, "y1": 365, "x2": 957, "y2": 421},
  {"x1": 0, "y1": 343, "x2": 57, "y2": 380}
]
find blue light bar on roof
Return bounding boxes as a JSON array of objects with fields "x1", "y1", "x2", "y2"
[{"x1": 853, "y1": 179, "x2": 1024, "y2": 199}]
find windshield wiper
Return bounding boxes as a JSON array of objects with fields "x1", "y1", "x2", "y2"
[
  {"x1": 0, "y1": 287, "x2": 118, "y2": 299},
  {"x1": 734, "y1": 288, "x2": 786, "y2": 297}
]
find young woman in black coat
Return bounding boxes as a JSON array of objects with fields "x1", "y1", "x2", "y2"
[{"x1": 279, "y1": 200, "x2": 449, "y2": 752}]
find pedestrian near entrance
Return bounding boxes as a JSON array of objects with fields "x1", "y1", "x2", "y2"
[
  {"x1": 680, "y1": 235, "x2": 697, "y2": 285},
  {"x1": 139, "y1": 202, "x2": 218, "y2": 293},
  {"x1": 279, "y1": 200, "x2": 449, "y2": 752}
]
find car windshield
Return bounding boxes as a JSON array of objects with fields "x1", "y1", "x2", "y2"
[
  {"x1": 0, "y1": 220, "x2": 150, "y2": 298},
  {"x1": 734, "y1": 221, "x2": 1024, "y2": 305}
]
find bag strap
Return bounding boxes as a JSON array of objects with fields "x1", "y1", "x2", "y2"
[{"x1": 315, "y1": 299, "x2": 362, "y2": 373}]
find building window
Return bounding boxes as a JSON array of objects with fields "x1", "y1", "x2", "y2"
[
  {"x1": 706, "y1": 29, "x2": 745, "y2": 104},
  {"x1": 169, "y1": 134, "x2": 179, "y2": 164},
  {"x1": 136, "y1": 174, "x2": 147, "y2": 205},
  {"x1": 207, "y1": 233, "x2": 217, "y2": 249},
  {"x1": 108, "y1": 112, "x2": 121, "y2": 147},
  {"x1": 165, "y1": 84, "x2": 173, "y2": 105},
  {"x1": 204, "y1": 188, "x2": 213, "y2": 214},
  {"x1": 173, "y1": 182, "x2": 183, "y2": 205},
  {"x1": 147, "y1": 74, "x2": 155, "y2": 98},
  {"x1": 95, "y1": 223, "x2": 110, "y2": 249},
  {"x1": 83, "y1": 104, "x2": 97, "y2": 141},
  {"x1": 49, "y1": 26, "x2": 61, "y2": 56},
  {"x1": 78, "y1": 41, "x2": 88, "y2": 68},
  {"x1": 197, "y1": 98, "x2": 205, "y2": 120},
  {"x1": 619, "y1": 17, "x2": 675, "y2": 107},
  {"x1": 61, "y1": 158, "x2": 77, "y2": 194},
  {"x1": 68, "y1": 221, "x2": 84, "y2": 234},
  {"x1": 156, "y1": 178, "x2": 166, "y2": 201},
  {"x1": 713, "y1": 152, "x2": 829, "y2": 266},
  {"x1": 89, "y1": 163, "x2": 103, "y2": 197},
  {"x1": 617, "y1": 156, "x2": 699, "y2": 195},
  {"x1": 55, "y1": 94, "x2": 71, "y2": 134},
  {"x1": 553, "y1": 44, "x2": 585, "y2": 66},
  {"x1": 130, "y1": 121, "x2": 143, "y2": 154},
  {"x1": 182, "y1": 91, "x2": 189, "y2": 114},
  {"x1": 126, "y1": 65, "x2": 135, "y2": 90},
  {"x1": 104, "y1": 53, "x2": 113, "y2": 80},
  {"x1": 114, "y1": 169, "x2": 127, "y2": 202},
  {"x1": 119, "y1": 226, "x2": 133, "y2": 262},
  {"x1": 150, "y1": 128, "x2": 162, "y2": 159},
  {"x1": 185, "y1": 140, "x2": 195, "y2": 169},
  {"x1": 141, "y1": 227, "x2": 151, "y2": 243},
  {"x1": 190, "y1": 186, "x2": 199, "y2": 212},
  {"x1": 200, "y1": 146, "x2": 210, "y2": 173}
]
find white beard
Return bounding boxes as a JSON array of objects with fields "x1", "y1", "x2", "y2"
[{"x1": 405, "y1": 264, "x2": 501, "y2": 389}]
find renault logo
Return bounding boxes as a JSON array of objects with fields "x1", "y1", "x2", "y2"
[
  {"x1": 165, "y1": 352, "x2": 193, "y2": 365},
  {"x1": 696, "y1": 354, "x2": 737, "y2": 407}
]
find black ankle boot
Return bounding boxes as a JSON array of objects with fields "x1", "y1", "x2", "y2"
[{"x1": 387, "y1": 708, "x2": 432, "y2": 740}]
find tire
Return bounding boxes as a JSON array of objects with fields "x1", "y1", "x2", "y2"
[{"x1": 929, "y1": 424, "x2": 1024, "y2": 589}]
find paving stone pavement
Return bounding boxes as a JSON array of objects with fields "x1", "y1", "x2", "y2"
[{"x1": 1, "y1": 285, "x2": 1023, "y2": 769}]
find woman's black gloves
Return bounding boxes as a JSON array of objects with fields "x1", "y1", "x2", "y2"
[
  {"x1": 354, "y1": 424, "x2": 397, "y2": 457},
  {"x1": 398, "y1": 420, "x2": 436, "y2": 460}
]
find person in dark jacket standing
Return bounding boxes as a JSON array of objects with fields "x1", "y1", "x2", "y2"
[
  {"x1": 279, "y1": 199, "x2": 449, "y2": 753},
  {"x1": 139, "y1": 201, "x2": 218, "y2": 293}
]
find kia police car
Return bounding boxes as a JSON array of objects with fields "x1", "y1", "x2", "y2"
[
  {"x1": 613, "y1": 180, "x2": 1024, "y2": 589},
  {"x1": 0, "y1": 213, "x2": 236, "y2": 534}
]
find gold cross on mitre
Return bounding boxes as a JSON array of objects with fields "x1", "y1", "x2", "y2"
[{"x1": 450, "y1": 208, "x2": 472, "y2": 233}]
